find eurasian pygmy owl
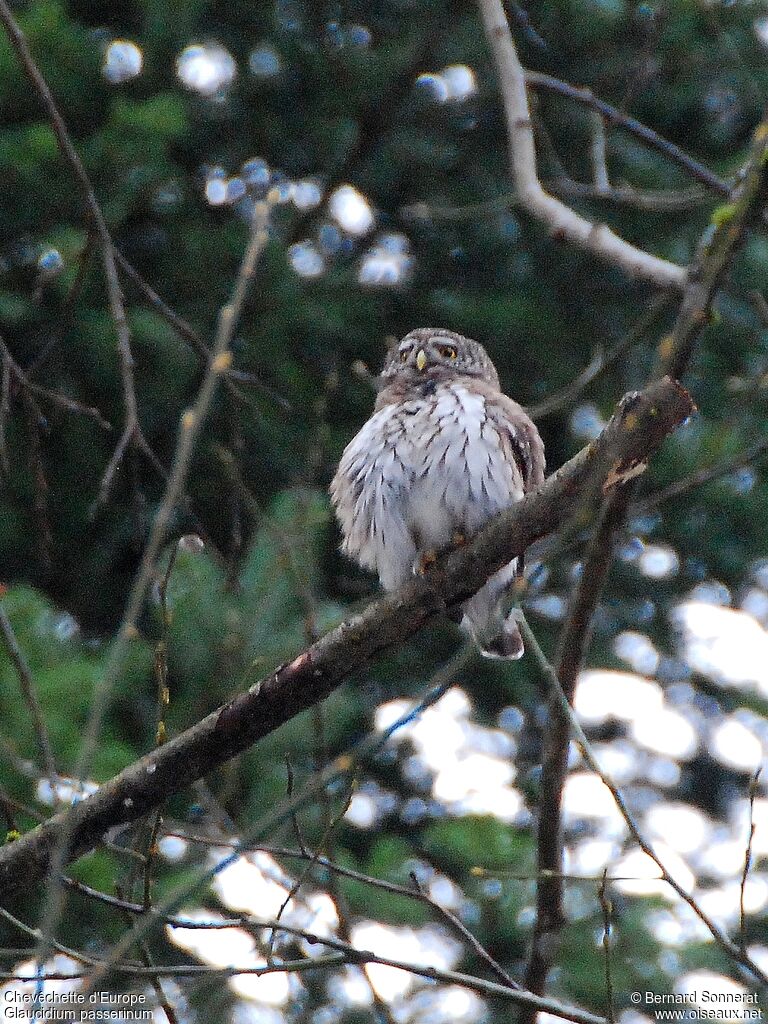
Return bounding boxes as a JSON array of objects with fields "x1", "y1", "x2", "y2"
[{"x1": 330, "y1": 328, "x2": 545, "y2": 659}]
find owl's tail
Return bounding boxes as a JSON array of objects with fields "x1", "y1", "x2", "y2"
[
  {"x1": 460, "y1": 562, "x2": 525, "y2": 661},
  {"x1": 480, "y1": 617, "x2": 525, "y2": 660}
]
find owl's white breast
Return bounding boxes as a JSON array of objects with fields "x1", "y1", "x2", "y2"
[
  {"x1": 406, "y1": 384, "x2": 520, "y2": 551},
  {"x1": 331, "y1": 381, "x2": 526, "y2": 591}
]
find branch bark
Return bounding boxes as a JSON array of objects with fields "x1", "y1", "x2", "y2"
[{"x1": 0, "y1": 377, "x2": 693, "y2": 902}]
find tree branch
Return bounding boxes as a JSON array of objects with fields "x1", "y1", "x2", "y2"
[
  {"x1": 518, "y1": 614, "x2": 768, "y2": 989},
  {"x1": 477, "y1": 0, "x2": 688, "y2": 289},
  {"x1": 0, "y1": 913, "x2": 609, "y2": 1024},
  {"x1": 0, "y1": 2, "x2": 149, "y2": 507},
  {"x1": 0, "y1": 605, "x2": 58, "y2": 785},
  {"x1": 0, "y1": 376, "x2": 693, "y2": 901},
  {"x1": 30, "y1": 200, "x2": 273, "y2": 971},
  {"x1": 524, "y1": 71, "x2": 730, "y2": 198},
  {"x1": 521, "y1": 108, "x2": 768, "y2": 1014}
]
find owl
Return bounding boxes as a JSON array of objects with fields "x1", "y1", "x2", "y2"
[{"x1": 330, "y1": 328, "x2": 545, "y2": 659}]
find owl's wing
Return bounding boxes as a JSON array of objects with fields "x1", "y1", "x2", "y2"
[{"x1": 486, "y1": 393, "x2": 545, "y2": 494}]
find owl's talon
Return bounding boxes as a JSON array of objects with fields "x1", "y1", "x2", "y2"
[{"x1": 414, "y1": 550, "x2": 438, "y2": 576}]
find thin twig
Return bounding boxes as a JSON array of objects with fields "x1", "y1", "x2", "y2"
[
  {"x1": 0, "y1": 783, "x2": 19, "y2": 839},
  {"x1": 20, "y1": 393, "x2": 53, "y2": 574},
  {"x1": 0, "y1": 2, "x2": 152, "y2": 508},
  {"x1": 597, "y1": 870, "x2": 615, "y2": 1024},
  {"x1": 549, "y1": 179, "x2": 710, "y2": 213},
  {"x1": 637, "y1": 436, "x2": 768, "y2": 511},
  {"x1": 589, "y1": 113, "x2": 610, "y2": 193},
  {"x1": 0, "y1": 351, "x2": 10, "y2": 476},
  {"x1": 740, "y1": 768, "x2": 762, "y2": 951},
  {"x1": 1, "y1": 916, "x2": 608, "y2": 1024},
  {"x1": 115, "y1": 884, "x2": 179, "y2": 1024},
  {"x1": 284, "y1": 757, "x2": 308, "y2": 856},
  {"x1": 78, "y1": 647, "x2": 474, "y2": 995},
  {"x1": 527, "y1": 293, "x2": 670, "y2": 420},
  {"x1": 0, "y1": 904, "x2": 110, "y2": 971},
  {"x1": 69, "y1": 839, "x2": 530, "y2": 999},
  {"x1": 403, "y1": 183, "x2": 712, "y2": 224},
  {"x1": 26, "y1": 232, "x2": 96, "y2": 377},
  {"x1": 265, "y1": 782, "x2": 354, "y2": 962},
  {"x1": 0, "y1": 334, "x2": 110, "y2": 431},
  {"x1": 115, "y1": 251, "x2": 289, "y2": 412},
  {"x1": 409, "y1": 870, "x2": 520, "y2": 991},
  {"x1": 0, "y1": 605, "x2": 58, "y2": 784},
  {"x1": 0, "y1": 899, "x2": 606, "y2": 1024},
  {"x1": 524, "y1": 70, "x2": 730, "y2": 197}
]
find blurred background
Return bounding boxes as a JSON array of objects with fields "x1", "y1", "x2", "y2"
[{"x1": 1, "y1": 0, "x2": 768, "y2": 1020}]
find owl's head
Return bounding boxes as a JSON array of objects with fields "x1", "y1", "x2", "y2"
[{"x1": 381, "y1": 328, "x2": 500, "y2": 389}]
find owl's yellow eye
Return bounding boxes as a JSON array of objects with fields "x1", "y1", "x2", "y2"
[
  {"x1": 438, "y1": 345, "x2": 457, "y2": 360},
  {"x1": 399, "y1": 349, "x2": 410, "y2": 363}
]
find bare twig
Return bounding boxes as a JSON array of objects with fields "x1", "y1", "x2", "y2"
[
  {"x1": 524, "y1": 71, "x2": 730, "y2": 197},
  {"x1": 78, "y1": 646, "x2": 472, "y2": 993},
  {"x1": 314, "y1": 816, "x2": 397, "y2": 1024},
  {"x1": 0, "y1": 2, "x2": 152, "y2": 508},
  {"x1": 527, "y1": 293, "x2": 670, "y2": 420},
  {"x1": 740, "y1": 768, "x2": 762, "y2": 951},
  {"x1": 0, "y1": 605, "x2": 57, "y2": 784},
  {"x1": 115, "y1": 251, "x2": 290, "y2": 411},
  {"x1": 266, "y1": 783, "x2": 354, "y2": 962},
  {"x1": 26, "y1": 232, "x2": 95, "y2": 377},
  {"x1": 73, "y1": 830, "x2": 522, "y2": 995},
  {"x1": 0, "y1": 904, "x2": 112, "y2": 971},
  {"x1": 589, "y1": 113, "x2": 610, "y2": 194},
  {"x1": 0, "y1": 334, "x2": 110, "y2": 431},
  {"x1": 0, "y1": 783, "x2": 19, "y2": 839},
  {"x1": 17, "y1": 390, "x2": 54, "y2": 573},
  {"x1": 0, "y1": 351, "x2": 10, "y2": 476},
  {"x1": 1, "y1": 911, "x2": 608, "y2": 1024},
  {"x1": 477, "y1": 0, "x2": 687, "y2": 288},
  {"x1": 549, "y1": 179, "x2": 711, "y2": 213},
  {"x1": 637, "y1": 435, "x2": 768, "y2": 511},
  {"x1": 409, "y1": 869, "x2": 520, "y2": 991},
  {"x1": 403, "y1": 183, "x2": 710, "y2": 224},
  {"x1": 507, "y1": 0, "x2": 548, "y2": 50},
  {"x1": 597, "y1": 870, "x2": 615, "y2": 1024},
  {"x1": 115, "y1": 884, "x2": 180, "y2": 1024}
]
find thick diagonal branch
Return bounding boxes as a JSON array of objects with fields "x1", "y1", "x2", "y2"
[{"x1": 0, "y1": 377, "x2": 693, "y2": 901}]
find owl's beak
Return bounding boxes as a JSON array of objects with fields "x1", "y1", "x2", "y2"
[{"x1": 416, "y1": 349, "x2": 427, "y2": 372}]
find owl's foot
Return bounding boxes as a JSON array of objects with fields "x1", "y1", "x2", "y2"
[{"x1": 413, "y1": 550, "x2": 438, "y2": 576}]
